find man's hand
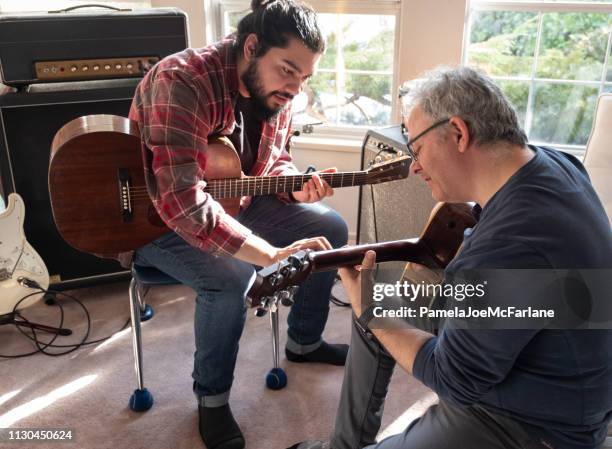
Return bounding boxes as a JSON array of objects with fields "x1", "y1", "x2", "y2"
[
  {"x1": 272, "y1": 236, "x2": 332, "y2": 263},
  {"x1": 235, "y1": 234, "x2": 332, "y2": 267},
  {"x1": 338, "y1": 250, "x2": 376, "y2": 317},
  {"x1": 291, "y1": 168, "x2": 336, "y2": 203},
  {"x1": 340, "y1": 250, "x2": 434, "y2": 375}
]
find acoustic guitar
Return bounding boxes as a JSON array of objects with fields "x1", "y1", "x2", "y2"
[
  {"x1": 247, "y1": 202, "x2": 476, "y2": 309},
  {"x1": 48, "y1": 114, "x2": 411, "y2": 255}
]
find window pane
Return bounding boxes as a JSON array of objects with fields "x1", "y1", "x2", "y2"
[
  {"x1": 308, "y1": 72, "x2": 391, "y2": 126},
  {"x1": 305, "y1": 13, "x2": 395, "y2": 127},
  {"x1": 225, "y1": 10, "x2": 247, "y2": 33},
  {"x1": 608, "y1": 42, "x2": 612, "y2": 82},
  {"x1": 536, "y1": 13, "x2": 610, "y2": 81},
  {"x1": 218, "y1": 9, "x2": 396, "y2": 129},
  {"x1": 497, "y1": 80, "x2": 529, "y2": 128},
  {"x1": 466, "y1": 11, "x2": 538, "y2": 77},
  {"x1": 530, "y1": 82, "x2": 599, "y2": 145},
  {"x1": 604, "y1": 84, "x2": 612, "y2": 93},
  {"x1": 304, "y1": 72, "x2": 337, "y2": 123},
  {"x1": 317, "y1": 14, "x2": 395, "y2": 72}
]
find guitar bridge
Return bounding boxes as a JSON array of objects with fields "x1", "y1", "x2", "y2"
[{"x1": 117, "y1": 168, "x2": 133, "y2": 223}]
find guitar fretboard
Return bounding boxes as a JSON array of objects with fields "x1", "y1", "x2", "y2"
[{"x1": 203, "y1": 172, "x2": 368, "y2": 198}]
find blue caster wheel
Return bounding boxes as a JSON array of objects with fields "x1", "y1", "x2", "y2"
[
  {"x1": 140, "y1": 304, "x2": 154, "y2": 322},
  {"x1": 129, "y1": 388, "x2": 154, "y2": 411},
  {"x1": 266, "y1": 367, "x2": 287, "y2": 390}
]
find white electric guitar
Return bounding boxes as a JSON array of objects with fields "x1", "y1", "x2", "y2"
[{"x1": 0, "y1": 193, "x2": 49, "y2": 315}]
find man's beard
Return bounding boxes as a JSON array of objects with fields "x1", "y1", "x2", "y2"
[{"x1": 241, "y1": 59, "x2": 293, "y2": 121}]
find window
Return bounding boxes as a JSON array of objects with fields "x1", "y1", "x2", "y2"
[
  {"x1": 464, "y1": 0, "x2": 612, "y2": 155},
  {"x1": 213, "y1": 0, "x2": 401, "y2": 134}
]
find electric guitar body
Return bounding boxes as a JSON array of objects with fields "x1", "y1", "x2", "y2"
[{"x1": 0, "y1": 193, "x2": 49, "y2": 315}]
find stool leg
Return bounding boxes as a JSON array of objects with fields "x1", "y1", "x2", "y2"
[
  {"x1": 129, "y1": 278, "x2": 145, "y2": 391},
  {"x1": 265, "y1": 302, "x2": 287, "y2": 390},
  {"x1": 136, "y1": 284, "x2": 155, "y2": 322},
  {"x1": 270, "y1": 304, "x2": 280, "y2": 370},
  {"x1": 128, "y1": 278, "x2": 153, "y2": 411}
]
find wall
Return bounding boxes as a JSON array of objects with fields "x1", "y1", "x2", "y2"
[{"x1": 151, "y1": 0, "x2": 208, "y2": 47}]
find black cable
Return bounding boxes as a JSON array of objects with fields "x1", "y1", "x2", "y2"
[
  {"x1": 330, "y1": 274, "x2": 350, "y2": 307},
  {"x1": 0, "y1": 285, "x2": 131, "y2": 359}
]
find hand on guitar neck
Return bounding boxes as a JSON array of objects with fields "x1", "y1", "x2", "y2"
[
  {"x1": 290, "y1": 168, "x2": 336, "y2": 203},
  {"x1": 234, "y1": 233, "x2": 333, "y2": 267}
]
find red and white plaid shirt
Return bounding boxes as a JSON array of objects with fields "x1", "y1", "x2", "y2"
[{"x1": 129, "y1": 36, "x2": 299, "y2": 257}]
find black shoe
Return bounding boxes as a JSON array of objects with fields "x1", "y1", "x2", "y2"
[
  {"x1": 285, "y1": 341, "x2": 349, "y2": 366},
  {"x1": 198, "y1": 403, "x2": 245, "y2": 449},
  {"x1": 287, "y1": 441, "x2": 330, "y2": 449}
]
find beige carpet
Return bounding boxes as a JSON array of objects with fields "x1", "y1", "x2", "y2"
[{"x1": 0, "y1": 280, "x2": 434, "y2": 449}]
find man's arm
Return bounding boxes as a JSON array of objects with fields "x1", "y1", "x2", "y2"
[
  {"x1": 134, "y1": 69, "x2": 333, "y2": 261},
  {"x1": 339, "y1": 250, "x2": 434, "y2": 374},
  {"x1": 340, "y1": 245, "x2": 546, "y2": 407}
]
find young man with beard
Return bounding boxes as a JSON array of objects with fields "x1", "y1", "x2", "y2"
[
  {"x1": 290, "y1": 67, "x2": 612, "y2": 449},
  {"x1": 128, "y1": 1, "x2": 348, "y2": 448}
]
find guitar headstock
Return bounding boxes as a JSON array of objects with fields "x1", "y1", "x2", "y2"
[
  {"x1": 246, "y1": 250, "x2": 315, "y2": 310},
  {"x1": 365, "y1": 154, "x2": 411, "y2": 185}
]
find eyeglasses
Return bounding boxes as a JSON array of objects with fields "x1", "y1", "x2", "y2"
[{"x1": 404, "y1": 118, "x2": 450, "y2": 162}]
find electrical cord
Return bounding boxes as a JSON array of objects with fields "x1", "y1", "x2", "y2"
[
  {"x1": 329, "y1": 274, "x2": 350, "y2": 307},
  {"x1": 0, "y1": 280, "x2": 131, "y2": 358}
]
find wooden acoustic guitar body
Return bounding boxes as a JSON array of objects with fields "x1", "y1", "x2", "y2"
[{"x1": 48, "y1": 115, "x2": 241, "y2": 255}]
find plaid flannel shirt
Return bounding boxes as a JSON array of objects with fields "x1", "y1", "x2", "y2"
[{"x1": 128, "y1": 36, "x2": 299, "y2": 258}]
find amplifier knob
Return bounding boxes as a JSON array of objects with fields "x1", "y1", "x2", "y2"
[
  {"x1": 115, "y1": 64, "x2": 122, "y2": 70},
  {"x1": 104, "y1": 64, "x2": 111, "y2": 70},
  {"x1": 126, "y1": 63, "x2": 133, "y2": 70},
  {"x1": 82, "y1": 65, "x2": 89, "y2": 71},
  {"x1": 93, "y1": 65, "x2": 100, "y2": 71},
  {"x1": 70, "y1": 66, "x2": 77, "y2": 72}
]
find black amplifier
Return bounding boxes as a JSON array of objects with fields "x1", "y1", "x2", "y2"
[{"x1": 0, "y1": 6, "x2": 188, "y2": 87}]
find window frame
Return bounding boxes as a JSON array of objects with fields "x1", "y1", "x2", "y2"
[
  {"x1": 463, "y1": 0, "x2": 612, "y2": 156},
  {"x1": 211, "y1": 0, "x2": 403, "y2": 141}
]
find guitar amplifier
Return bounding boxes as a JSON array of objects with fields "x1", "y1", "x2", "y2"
[
  {"x1": 357, "y1": 125, "x2": 436, "y2": 282},
  {"x1": 0, "y1": 6, "x2": 187, "y2": 87},
  {"x1": 0, "y1": 79, "x2": 139, "y2": 288}
]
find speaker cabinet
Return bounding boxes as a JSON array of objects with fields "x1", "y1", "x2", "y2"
[
  {"x1": 0, "y1": 79, "x2": 140, "y2": 286},
  {"x1": 357, "y1": 126, "x2": 436, "y2": 281}
]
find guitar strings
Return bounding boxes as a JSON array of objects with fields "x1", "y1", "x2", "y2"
[
  {"x1": 125, "y1": 173, "x2": 371, "y2": 202},
  {"x1": 126, "y1": 174, "x2": 369, "y2": 192}
]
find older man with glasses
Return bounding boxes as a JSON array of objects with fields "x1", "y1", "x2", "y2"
[{"x1": 289, "y1": 66, "x2": 612, "y2": 449}]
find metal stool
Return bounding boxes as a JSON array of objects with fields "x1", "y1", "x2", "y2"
[{"x1": 127, "y1": 264, "x2": 287, "y2": 412}]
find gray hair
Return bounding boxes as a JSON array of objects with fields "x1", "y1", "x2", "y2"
[{"x1": 400, "y1": 66, "x2": 527, "y2": 147}]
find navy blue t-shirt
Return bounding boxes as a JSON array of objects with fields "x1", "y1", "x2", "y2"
[{"x1": 412, "y1": 146, "x2": 612, "y2": 449}]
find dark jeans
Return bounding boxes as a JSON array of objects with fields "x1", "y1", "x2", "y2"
[
  {"x1": 330, "y1": 316, "x2": 548, "y2": 449},
  {"x1": 134, "y1": 195, "x2": 348, "y2": 405}
]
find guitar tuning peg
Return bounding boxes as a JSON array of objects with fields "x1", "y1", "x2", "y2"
[
  {"x1": 396, "y1": 150, "x2": 404, "y2": 157},
  {"x1": 270, "y1": 273, "x2": 284, "y2": 286},
  {"x1": 384, "y1": 153, "x2": 393, "y2": 161},
  {"x1": 279, "y1": 290, "x2": 294, "y2": 307},
  {"x1": 254, "y1": 307, "x2": 268, "y2": 317},
  {"x1": 374, "y1": 156, "x2": 383, "y2": 164}
]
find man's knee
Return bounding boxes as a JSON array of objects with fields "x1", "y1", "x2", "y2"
[
  {"x1": 319, "y1": 209, "x2": 349, "y2": 248},
  {"x1": 194, "y1": 260, "x2": 255, "y2": 299}
]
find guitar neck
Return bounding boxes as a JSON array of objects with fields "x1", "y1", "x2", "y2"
[
  {"x1": 204, "y1": 171, "x2": 368, "y2": 198},
  {"x1": 309, "y1": 239, "x2": 442, "y2": 272}
]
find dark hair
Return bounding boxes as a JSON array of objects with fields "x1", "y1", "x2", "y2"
[{"x1": 236, "y1": 0, "x2": 325, "y2": 57}]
